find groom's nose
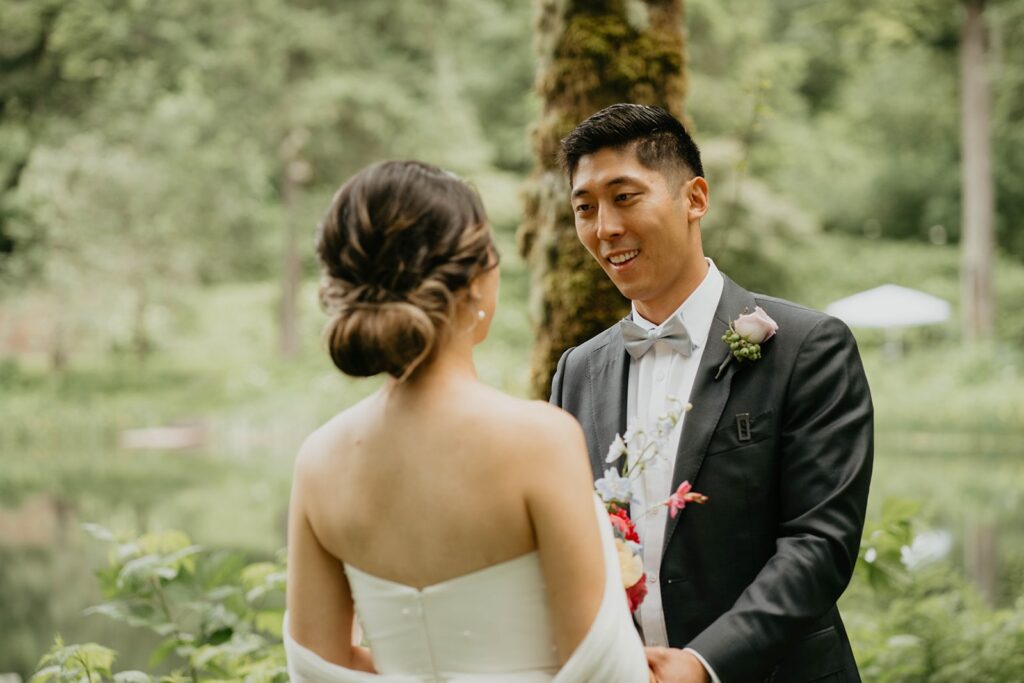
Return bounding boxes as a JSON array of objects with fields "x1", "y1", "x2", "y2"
[{"x1": 595, "y1": 206, "x2": 625, "y2": 241}]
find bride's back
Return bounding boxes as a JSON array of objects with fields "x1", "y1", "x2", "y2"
[{"x1": 301, "y1": 378, "x2": 566, "y2": 589}]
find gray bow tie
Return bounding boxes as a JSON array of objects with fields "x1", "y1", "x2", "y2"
[{"x1": 620, "y1": 314, "x2": 694, "y2": 360}]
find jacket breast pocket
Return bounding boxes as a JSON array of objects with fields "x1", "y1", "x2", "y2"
[{"x1": 705, "y1": 409, "x2": 774, "y2": 457}]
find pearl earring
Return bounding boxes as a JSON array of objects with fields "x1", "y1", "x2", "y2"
[{"x1": 477, "y1": 309, "x2": 486, "y2": 320}]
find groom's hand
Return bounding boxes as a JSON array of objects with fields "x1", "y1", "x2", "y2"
[{"x1": 645, "y1": 647, "x2": 710, "y2": 683}]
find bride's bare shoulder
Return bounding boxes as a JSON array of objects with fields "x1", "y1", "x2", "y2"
[
  {"x1": 481, "y1": 391, "x2": 586, "y2": 460},
  {"x1": 478, "y1": 393, "x2": 593, "y2": 499},
  {"x1": 293, "y1": 393, "x2": 377, "y2": 473}
]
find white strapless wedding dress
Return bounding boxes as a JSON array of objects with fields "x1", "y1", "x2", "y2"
[{"x1": 284, "y1": 496, "x2": 649, "y2": 683}]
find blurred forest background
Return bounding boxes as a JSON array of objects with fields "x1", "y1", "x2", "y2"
[{"x1": 1, "y1": 0, "x2": 1023, "y2": 680}]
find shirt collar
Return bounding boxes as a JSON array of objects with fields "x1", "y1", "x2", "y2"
[{"x1": 630, "y1": 258, "x2": 725, "y2": 350}]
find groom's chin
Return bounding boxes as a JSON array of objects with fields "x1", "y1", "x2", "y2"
[
  {"x1": 604, "y1": 276, "x2": 639, "y2": 302},
  {"x1": 590, "y1": 259, "x2": 642, "y2": 301}
]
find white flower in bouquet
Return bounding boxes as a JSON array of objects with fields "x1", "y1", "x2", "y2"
[{"x1": 595, "y1": 468, "x2": 638, "y2": 505}]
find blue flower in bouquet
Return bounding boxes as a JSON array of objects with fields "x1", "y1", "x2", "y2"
[{"x1": 595, "y1": 468, "x2": 638, "y2": 506}]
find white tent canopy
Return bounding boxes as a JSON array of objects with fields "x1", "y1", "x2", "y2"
[{"x1": 825, "y1": 284, "x2": 951, "y2": 329}]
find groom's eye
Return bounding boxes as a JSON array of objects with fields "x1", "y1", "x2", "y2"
[
  {"x1": 575, "y1": 203, "x2": 591, "y2": 214},
  {"x1": 615, "y1": 193, "x2": 634, "y2": 202}
]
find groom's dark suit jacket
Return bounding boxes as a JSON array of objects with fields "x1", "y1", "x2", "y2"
[{"x1": 550, "y1": 275, "x2": 873, "y2": 683}]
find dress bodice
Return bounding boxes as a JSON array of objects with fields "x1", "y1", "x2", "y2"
[
  {"x1": 343, "y1": 552, "x2": 558, "y2": 681},
  {"x1": 284, "y1": 496, "x2": 649, "y2": 683}
]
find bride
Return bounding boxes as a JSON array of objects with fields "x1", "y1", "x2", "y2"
[{"x1": 284, "y1": 160, "x2": 650, "y2": 682}]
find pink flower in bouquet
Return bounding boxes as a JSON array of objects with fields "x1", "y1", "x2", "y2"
[{"x1": 666, "y1": 480, "x2": 709, "y2": 518}]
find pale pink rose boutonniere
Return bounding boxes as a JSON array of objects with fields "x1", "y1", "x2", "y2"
[{"x1": 715, "y1": 306, "x2": 779, "y2": 380}]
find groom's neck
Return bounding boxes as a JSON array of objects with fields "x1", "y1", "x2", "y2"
[{"x1": 633, "y1": 260, "x2": 709, "y2": 325}]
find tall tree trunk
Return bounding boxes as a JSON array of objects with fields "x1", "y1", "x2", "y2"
[
  {"x1": 279, "y1": 128, "x2": 311, "y2": 360},
  {"x1": 280, "y1": 166, "x2": 301, "y2": 360},
  {"x1": 519, "y1": 0, "x2": 687, "y2": 398},
  {"x1": 132, "y1": 287, "x2": 151, "y2": 359},
  {"x1": 965, "y1": 520, "x2": 999, "y2": 605},
  {"x1": 50, "y1": 318, "x2": 67, "y2": 371},
  {"x1": 960, "y1": 0, "x2": 995, "y2": 343}
]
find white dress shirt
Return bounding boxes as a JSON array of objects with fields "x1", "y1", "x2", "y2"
[{"x1": 626, "y1": 258, "x2": 724, "y2": 683}]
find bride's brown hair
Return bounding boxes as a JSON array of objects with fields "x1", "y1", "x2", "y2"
[{"x1": 316, "y1": 161, "x2": 495, "y2": 379}]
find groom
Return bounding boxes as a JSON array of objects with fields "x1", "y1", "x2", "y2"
[{"x1": 549, "y1": 104, "x2": 873, "y2": 683}]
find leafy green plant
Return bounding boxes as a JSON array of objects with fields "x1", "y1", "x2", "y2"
[
  {"x1": 32, "y1": 525, "x2": 288, "y2": 683},
  {"x1": 32, "y1": 638, "x2": 124, "y2": 683},
  {"x1": 32, "y1": 498, "x2": 1024, "y2": 682},
  {"x1": 850, "y1": 568, "x2": 1024, "y2": 683},
  {"x1": 845, "y1": 498, "x2": 1024, "y2": 682},
  {"x1": 856, "y1": 497, "x2": 921, "y2": 592}
]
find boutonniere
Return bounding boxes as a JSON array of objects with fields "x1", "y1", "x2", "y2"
[{"x1": 715, "y1": 306, "x2": 779, "y2": 380}]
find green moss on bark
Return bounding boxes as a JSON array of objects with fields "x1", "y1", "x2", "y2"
[{"x1": 520, "y1": 0, "x2": 686, "y2": 398}]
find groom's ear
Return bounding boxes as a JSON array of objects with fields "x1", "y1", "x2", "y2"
[{"x1": 685, "y1": 176, "x2": 709, "y2": 222}]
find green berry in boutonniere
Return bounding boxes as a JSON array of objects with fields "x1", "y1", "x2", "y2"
[{"x1": 716, "y1": 307, "x2": 779, "y2": 379}]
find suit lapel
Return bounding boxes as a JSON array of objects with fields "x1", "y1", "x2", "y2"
[
  {"x1": 662, "y1": 276, "x2": 756, "y2": 554},
  {"x1": 586, "y1": 329, "x2": 630, "y2": 481}
]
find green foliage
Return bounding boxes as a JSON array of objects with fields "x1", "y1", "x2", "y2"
[
  {"x1": 31, "y1": 637, "x2": 120, "y2": 683},
  {"x1": 34, "y1": 500, "x2": 1024, "y2": 682},
  {"x1": 34, "y1": 526, "x2": 290, "y2": 682},
  {"x1": 0, "y1": 0, "x2": 534, "y2": 362},
  {"x1": 0, "y1": 548, "x2": 67, "y2": 676},
  {"x1": 687, "y1": 0, "x2": 1024, "y2": 259},
  {"x1": 757, "y1": 232, "x2": 1024, "y2": 347},
  {"x1": 857, "y1": 498, "x2": 921, "y2": 593},
  {"x1": 848, "y1": 563, "x2": 1024, "y2": 683},
  {"x1": 842, "y1": 498, "x2": 1024, "y2": 682},
  {"x1": 851, "y1": 570, "x2": 1024, "y2": 682}
]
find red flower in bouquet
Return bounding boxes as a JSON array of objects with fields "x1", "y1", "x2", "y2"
[
  {"x1": 626, "y1": 573, "x2": 648, "y2": 612},
  {"x1": 606, "y1": 504, "x2": 646, "y2": 607},
  {"x1": 607, "y1": 505, "x2": 640, "y2": 543}
]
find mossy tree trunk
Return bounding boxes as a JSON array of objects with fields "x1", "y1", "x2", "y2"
[{"x1": 518, "y1": 0, "x2": 688, "y2": 398}]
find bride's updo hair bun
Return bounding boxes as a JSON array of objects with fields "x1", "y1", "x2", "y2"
[{"x1": 316, "y1": 160, "x2": 495, "y2": 379}]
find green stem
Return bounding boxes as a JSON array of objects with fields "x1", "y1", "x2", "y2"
[
  {"x1": 250, "y1": 587, "x2": 273, "y2": 631},
  {"x1": 149, "y1": 578, "x2": 200, "y2": 680},
  {"x1": 74, "y1": 653, "x2": 96, "y2": 683},
  {"x1": 151, "y1": 577, "x2": 175, "y2": 625}
]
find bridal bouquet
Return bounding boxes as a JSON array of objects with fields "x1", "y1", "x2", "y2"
[{"x1": 594, "y1": 397, "x2": 707, "y2": 611}]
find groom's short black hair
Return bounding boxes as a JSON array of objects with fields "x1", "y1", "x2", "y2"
[{"x1": 559, "y1": 103, "x2": 704, "y2": 183}]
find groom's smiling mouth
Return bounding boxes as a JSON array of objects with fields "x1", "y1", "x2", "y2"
[{"x1": 606, "y1": 249, "x2": 639, "y2": 269}]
